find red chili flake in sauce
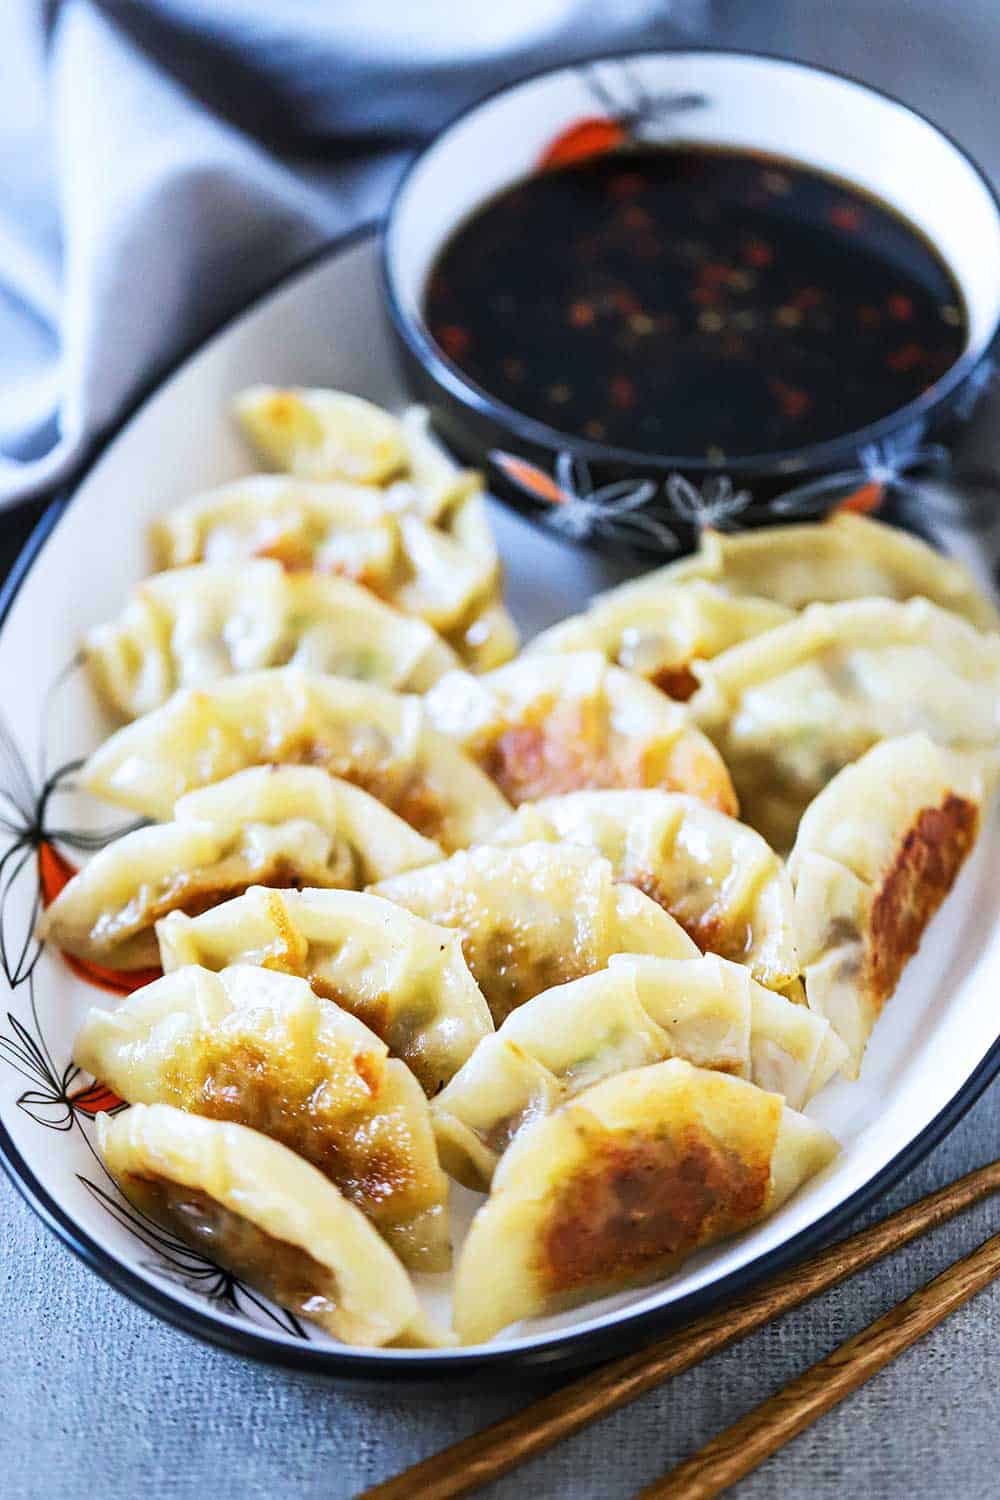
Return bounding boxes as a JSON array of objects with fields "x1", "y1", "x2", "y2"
[
  {"x1": 611, "y1": 288, "x2": 640, "y2": 316},
  {"x1": 829, "y1": 201, "x2": 864, "y2": 232},
  {"x1": 609, "y1": 171, "x2": 646, "y2": 198},
  {"x1": 743, "y1": 238, "x2": 774, "y2": 268},
  {"x1": 423, "y1": 146, "x2": 966, "y2": 456},
  {"x1": 792, "y1": 286, "x2": 824, "y2": 310},
  {"x1": 610, "y1": 375, "x2": 636, "y2": 409},
  {"x1": 623, "y1": 204, "x2": 652, "y2": 231},
  {"x1": 768, "y1": 377, "x2": 812, "y2": 419},
  {"x1": 886, "y1": 343, "x2": 925, "y2": 372},
  {"x1": 438, "y1": 324, "x2": 470, "y2": 359}
]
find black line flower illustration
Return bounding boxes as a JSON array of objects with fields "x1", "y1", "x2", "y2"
[
  {"x1": 0, "y1": 974, "x2": 126, "y2": 1129},
  {"x1": 80, "y1": 1175, "x2": 309, "y2": 1339},
  {"x1": 0, "y1": 670, "x2": 311, "y2": 1342}
]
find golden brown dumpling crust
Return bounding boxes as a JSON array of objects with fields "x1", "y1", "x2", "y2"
[
  {"x1": 431, "y1": 955, "x2": 844, "y2": 1190},
  {"x1": 75, "y1": 966, "x2": 451, "y2": 1268},
  {"x1": 155, "y1": 887, "x2": 493, "y2": 1096},
  {"x1": 39, "y1": 767, "x2": 440, "y2": 970},
  {"x1": 128, "y1": 1172, "x2": 343, "y2": 1311},
  {"x1": 97, "y1": 1104, "x2": 450, "y2": 1346},
  {"x1": 426, "y1": 653, "x2": 738, "y2": 817},
  {"x1": 163, "y1": 1027, "x2": 443, "y2": 1262},
  {"x1": 371, "y1": 843, "x2": 698, "y2": 1027},
  {"x1": 478, "y1": 698, "x2": 738, "y2": 814},
  {"x1": 540, "y1": 1112, "x2": 773, "y2": 1294},
  {"x1": 789, "y1": 733, "x2": 993, "y2": 1076},
  {"x1": 452, "y1": 1059, "x2": 838, "y2": 1341},
  {"x1": 866, "y1": 793, "x2": 978, "y2": 1012},
  {"x1": 79, "y1": 670, "x2": 511, "y2": 850},
  {"x1": 490, "y1": 789, "x2": 799, "y2": 991}
]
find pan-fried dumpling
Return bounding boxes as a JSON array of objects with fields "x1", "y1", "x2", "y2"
[
  {"x1": 433, "y1": 954, "x2": 846, "y2": 1189},
  {"x1": 789, "y1": 734, "x2": 993, "y2": 1077},
  {"x1": 234, "y1": 386, "x2": 412, "y2": 483},
  {"x1": 97, "y1": 1104, "x2": 449, "y2": 1346},
  {"x1": 84, "y1": 562, "x2": 459, "y2": 720},
  {"x1": 38, "y1": 766, "x2": 440, "y2": 970},
  {"x1": 79, "y1": 669, "x2": 511, "y2": 848},
  {"x1": 425, "y1": 652, "x2": 738, "y2": 816},
  {"x1": 619, "y1": 513, "x2": 1000, "y2": 631},
  {"x1": 154, "y1": 476, "x2": 405, "y2": 578},
  {"x1": 371, "y1": 842, "x2": 698, "y2": 1026},
  {"x1": 155, "y1": 886, "x2": 493, "y2": 1096},
  {"x1": 151, "y1": 474, "x2": 517, "y2": 671},
  {"x1": 529, "y1": 581, "x2": 791, "y2": 699},
  {"x1": 234, "y1": 388, "x2": 468, "y2": 502},
  {"x1": 76, "y1": 964, "x2": 451, "y2": 1268},
  {"x1": 490, "y1": 790, "x2": 798, "y2": 991},
  {"x1": 453, "y1": 1058, "x2": 838, "y2": 1342},
  {"x1": 692, "y1": 598, "x2": 1000, "y2": 851},
  {"x1": 228, "y1": 391, "x2": 517, "y2": 669}
]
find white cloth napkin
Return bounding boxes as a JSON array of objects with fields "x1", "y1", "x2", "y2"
[{"x1": 0, "y1": 0, "x2": 710, "y2": 508}]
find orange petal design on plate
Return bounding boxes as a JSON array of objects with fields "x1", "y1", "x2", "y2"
[
  {"x1": 38, "y1": 842, "x2": 162, "y2": 997},
  {"x1": 67, "y1": 1080, "x2": 126, "y2": 1115},
  {"x1": 837, "y1": 480, "x2": 884, "y2": 515}
]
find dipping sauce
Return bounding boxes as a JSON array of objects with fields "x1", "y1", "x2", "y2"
[{"x1": 423, "y1": 146, "x2": 967, "y2": 459}]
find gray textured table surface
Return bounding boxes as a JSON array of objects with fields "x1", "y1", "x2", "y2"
[{"x1": 6, "y1": 3, "x2": 1000, "y2": 1497}]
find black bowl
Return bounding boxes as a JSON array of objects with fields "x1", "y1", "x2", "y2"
[{"x1": 384, "y1": 48, "x2": 1000, "y2": 557}]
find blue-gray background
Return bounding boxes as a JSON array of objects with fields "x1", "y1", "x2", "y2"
[{"x1": 4, "y1": 2, "x2": 1000, "y2": 1496}]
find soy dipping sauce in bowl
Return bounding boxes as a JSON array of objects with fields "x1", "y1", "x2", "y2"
[
  {"x1": 423, "y1": 145, "x2": 967, "y2": 463},
  {"x1": 385, "y1": 50, "x2": 1000, "y2": 552}
]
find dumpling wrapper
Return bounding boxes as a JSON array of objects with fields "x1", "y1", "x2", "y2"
[
  {"x1": 433, "y1": 953, "x2": 847, "y2": 1189},
  {"x1": 39, "y1": 765, "x2": 441, "y2": 970},
  {"x1": 618, "y1": 513, "x2": 1000, "y2": 632},
  {"x1": 453, "y1": 1057, "x2": 838, "y2": 1343},
  {"x1": 371, "y1": 842, "x2": 699, "y2": 1026},
  {"x1": 79, "y1": 668, "x2": 511, "y2": 849},
  {"x1": 84, "y1": 561, "x2": 460, "y2": 721},
  {"x1": 98, "y1": 1103, "x2": 451, "y2": 1346},
  {"x1": 234, "y1": 385, "x2": 412, "y2": 483},
  {"x1": 425, "y1": 651, "x2": 738, "y2": 816},
  {"x1": 156, "y1": 885, "x2": 493, "y2": 1096},
  {"x1": 76, "y1": 964, "x2": 451, "y2": 1269},
  {"x1": 490, "y1": 789, "x2": 798, "y2": 991},
  {"x1": 235, "y1": 388, "x2": 467, "y2": 503},
  {"x1": 528, "y1": 580, "x2": 792, "y2": 699},
  {"x1": 789, "y1": 734, "x2": 994, "y2": 1077},
  {"x1": 222, "y1": 391, "x2": 518, "y2": 669},
  {"x1": 692, "y1": 597, "x2": 1000, "y2": 851},
  {"x1": 152, "y1": 474, "x2": 517, "y2": 673}
]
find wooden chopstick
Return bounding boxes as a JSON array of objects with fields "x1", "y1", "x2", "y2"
[
  {"x1": 638, "y1": 1226, "x2": 1000, "y2": 1499},
  {"x1": 358, "y1": 1159, "x2": 1000, "y2": 1500}
]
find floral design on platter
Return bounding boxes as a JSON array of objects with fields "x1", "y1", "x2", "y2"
[
  {"x1": 81, "y1": 1174, "x2": 307, "y2": 1338},
  {"x1": 0, "y1": 981, "x2": 126, "y2": 1129},
  {"x1": 0, "y1": 669, "x2": 311, "y2": 1342}
]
